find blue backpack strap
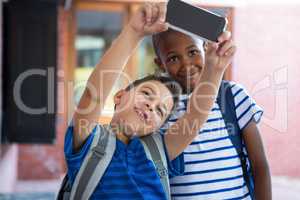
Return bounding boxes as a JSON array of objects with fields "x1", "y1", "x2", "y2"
[{"x1": 217, "y1": 81, "x2": 255, "y2": 199}]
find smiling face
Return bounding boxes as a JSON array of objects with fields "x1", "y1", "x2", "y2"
[
  {"x1": 113, "y1": 80, "x2": 175, "y2": 137},
  {"x1": 154, "y1": 30, "x2": 205, "y2": 93}
]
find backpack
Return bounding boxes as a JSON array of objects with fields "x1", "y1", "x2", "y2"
[
  {"x1": 56, "y1": 125, "x2": 171, "y2": 200},
  {"x1": 217, "y1": 81, "x2": 255, "y2": 199}
]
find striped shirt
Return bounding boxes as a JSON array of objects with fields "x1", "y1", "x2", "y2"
[
  {"x1": 64, "y1": 124, "x2": 184, "y2": 200},
  {"x1": 160, "y1": 82, "x2": 263, "y2": 200}
]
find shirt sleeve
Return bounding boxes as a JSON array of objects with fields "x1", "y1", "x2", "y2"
[
  {"x1": 64, "y1": 123, "x2": 98, "y2": 183},
  {"x1": 161, "y1": 134, "x2": 185, "y2": 178},
  {"x1": 230, "y1": 82, "x2": 264, "y2": 130}
]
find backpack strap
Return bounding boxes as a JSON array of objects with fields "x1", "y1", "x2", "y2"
[
  {"x1": 217, "y1": 81, "x2": 255, "y2": 199},
  {"x1": 70, "y1": 125, "x2": 116, "y2": 200},
  {"x1": 56, "y1": 174, "x2": 71, "y2": 200},
  {"x1": 140, "y1": 134, "x2": 171, "y2": 200},
  {"x1": 217, "y1": 81, "x2": 242, "y2": 151}
]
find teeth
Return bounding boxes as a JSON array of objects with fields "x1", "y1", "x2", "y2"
[{"x1": 181, "y1": 72, "x2": 198, "y2": 78}]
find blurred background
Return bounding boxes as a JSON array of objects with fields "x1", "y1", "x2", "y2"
[{"x1": 0, "y1": 0, "x2": 299, "y2": 199}]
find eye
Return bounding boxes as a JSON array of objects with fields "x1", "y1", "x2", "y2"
[
  {"x1": 167, "y1": 55, "x2": 179, "y2": 63},
  {"x1": 189, "y1": 49, "x2": 200, "y2": 57},
  {"x1": 141, "y1": 90, "x2": 150, "y2": 97},
  {"x1": 156, "y1": 107, "x2": 164, "y2": 117}
]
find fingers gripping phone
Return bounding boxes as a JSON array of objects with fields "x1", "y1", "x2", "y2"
[{"x1": 166, "y1": 0, "x2": 228, "y2": 42}]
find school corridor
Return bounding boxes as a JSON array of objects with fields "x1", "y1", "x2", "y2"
[{"x1": 0, "y1": 0, "x2": 300, "y2": 199}]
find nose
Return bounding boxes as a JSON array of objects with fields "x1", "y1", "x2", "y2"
[
  {"x1": 146, "y1": 103, "x2": 153, "y2": 112},
  {"x1": 181, "y1": 56, "x2": 194, "y2": 70}
]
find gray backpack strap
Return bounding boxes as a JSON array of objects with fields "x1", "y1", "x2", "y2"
[
  {"x1": 70, "y1": 125, "x2": 116, "y2": 200},
  {"x1": 56, "y1": 174, "x2": 71, "y2": 200},
  {"x1": 140, "y1": 134, "x2": 171, "y2": 200}
]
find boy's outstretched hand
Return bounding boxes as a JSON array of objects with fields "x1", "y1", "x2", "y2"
[
  {"x1": 128, "y1": 2, "x2": 168, "y2": 38},
  {"x1": 205, "y1": 31, "x2": 236, "y2": 72}
]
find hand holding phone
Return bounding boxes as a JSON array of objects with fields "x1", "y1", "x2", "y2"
[
  {"x1": 166, "y1": 0, "x2": 227, "y2": 42},
  {"x1": 205, "y1": 31, "x2": 236, "y2": 73}
]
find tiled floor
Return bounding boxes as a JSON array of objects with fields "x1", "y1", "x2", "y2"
[
  {"x1": 272, "y1": 176, "x2": 300, "y2": 199},
  {"x1": 0, "y1": 179, "x2": 60, "y2": 200},
  {"x1": 0, "y1": 176, "x2": 299, "y2": 200},
  {"x1": 0, "y1": 193, "x2": 55, "y2": 200}
]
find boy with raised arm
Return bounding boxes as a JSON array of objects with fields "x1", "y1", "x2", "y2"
[{"x1": 63, "y1": 2, "x2": 235, "y2": 200}]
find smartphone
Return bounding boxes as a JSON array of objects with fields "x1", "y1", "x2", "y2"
[{"x1": 166, "y1": 0, "x2": 228, "y2": 42}]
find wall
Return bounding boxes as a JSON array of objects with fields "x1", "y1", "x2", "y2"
[
  {"x1": 0, "y1": 1, "x2": 18, "y2": 193},
  {"x1": 17, "y1": 6, "x2": 70, "y2": 180},
  {"x1": 0, "y1": 145, "x2": 18, "y2": 193},
  {"x1": 16, "y1": 5, "x2": 112, "y2": 180},
  {"x1": 233, "y1": 4, "x2": 300, "y2": 177}
]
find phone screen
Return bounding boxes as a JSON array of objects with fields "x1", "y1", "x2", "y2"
[{"x1": 166, "y1": 0, "x2": 227, "y2": 42}]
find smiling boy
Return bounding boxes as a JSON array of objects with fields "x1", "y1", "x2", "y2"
[
  {"x1": 63, "y1": 2, "x2": 235, "y2": 200},
  {"x1": 153, "y1": 28, "x2": 271, "y2": 199}
]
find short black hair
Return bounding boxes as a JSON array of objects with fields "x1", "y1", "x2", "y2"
[
  {"x1": 152, "y1": 29, "x2": 176, "y2": 58},
  {"x1": 152, "y1": 28, "x2": 206, "y2": 59},
  {"x1": 124, "y1": 75, "x2": 182, "y2": 115}
]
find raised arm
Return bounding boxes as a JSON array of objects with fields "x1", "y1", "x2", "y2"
[
  {"x1": 72, "y1": 3, "x2": 168, "y2": 150},
  {"x1": 165, "y1": 33, "x2": 237, "y2": 160}
]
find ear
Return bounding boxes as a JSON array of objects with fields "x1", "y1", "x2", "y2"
[
  {"x1": 114, "y1": 89, "x2": 126, "y2": 106},
  {"x1": 154, "y1": 57, "x2": 166, "y2": 72}
]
